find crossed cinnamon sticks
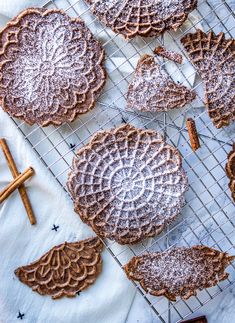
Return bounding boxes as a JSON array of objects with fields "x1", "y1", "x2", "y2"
[{"x1": 0, "y1": 139, "x2": 36, "y2": 225}]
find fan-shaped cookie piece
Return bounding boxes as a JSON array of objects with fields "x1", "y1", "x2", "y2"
[
  {"x1": 15, "y1": 237, "x2": 103, "y2": 299},
  {"x1": 86, "y1": 0, "x2": 197, "y2": 39},
  {"x1": 0, "y1": 8, "x2": 106, "y2": 126},
  {"x1": 124, "y1": 245, "x2": 234, "y2": 301},
  {"x1": 226, "y1": 143, "x2": 235, "y2": 202},
  {"x1": 181, "y1": 30, "x2": 235, "y2": 128},
  {"x1": 127, "y1": 55, "x2": 196, "y2": 112},
  {"x1": 67, "y1": 124, "x2": 188, "y2": 245}
]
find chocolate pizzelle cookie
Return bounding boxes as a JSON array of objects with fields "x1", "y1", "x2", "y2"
[
  {"x1": 127, "y1": 55, "x2": 196, "y2": 112},
  {"x1": 85, "y1": 0, "x2": 197, "y2": 39},
  {"x1": 226, "y1": 143, "x2": 235, "y2": 202},
  {"x1": 15, "y1": 237, "x2": 103, "y2": 299},
  {"x1": 124, "y1": 245, "x2": 234, "y2": 301},
  {"x1": 0, "y1": 8, "x2": 106, "y2": 126},
  {"x1": 181, "y1": 30, "x2": 235, "y2": 128},
  {"x1": 67, "y1": 124, "x2": 188, "y2": 245}
]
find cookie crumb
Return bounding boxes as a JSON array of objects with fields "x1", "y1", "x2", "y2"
[{"x1": 154, "y1": 46, "x2": 183, "y2": 64}]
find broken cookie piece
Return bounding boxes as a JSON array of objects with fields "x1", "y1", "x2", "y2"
[
  {"x1": 15, "y1": 237, "x2": 103, "y2": 299},
  {"x1": 181, "y1": 30, "x2": 235, "y2": 129},
  {"x1": 124, "y1": 245, "x2": 234, "y2": 301},
  {"x1": 127, "y1": 55, "x2": 195, "y2": 113}
]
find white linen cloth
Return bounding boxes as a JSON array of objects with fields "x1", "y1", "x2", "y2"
[
  {"x1": 0, "y1": 1, "x2": 201, "y2": 322},
  {"x1": 0, "y1": 107, "x2": 136, "y2": 323}
]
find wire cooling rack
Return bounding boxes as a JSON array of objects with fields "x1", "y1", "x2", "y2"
[{"x1": 7, "y1": 0, "x2": 235, "y2": 322}]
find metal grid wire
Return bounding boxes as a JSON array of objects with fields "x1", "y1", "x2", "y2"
[{"x1": 7, "y1": 0, "x2": 235, "y2": 322}]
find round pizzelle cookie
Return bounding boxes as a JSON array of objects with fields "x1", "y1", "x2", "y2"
[
  {"x1": 67, "y1": 124, "x2": 188, "y2": 245},
  {"x1": 15, "y1": 237, "x2": 103, "y2": 299},
  {"x1": 85, "y1": 0, "x2": 197, "y2": 39},
  {"x1": 124, "y1": 245, "x2": 235, "y2": 301},
  {"x1": 0, "y1": 8, "x2": 106, "y2": 126}
]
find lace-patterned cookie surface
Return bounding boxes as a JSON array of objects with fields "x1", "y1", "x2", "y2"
[
  {"x1": 0, "y1": 8, "x2": 106, "y2": 126},
  {"x1": 67, "y1": 124, "x2": 188, "y2": 245},
  {"x1": 226, "y1": 143, "x2": 235, "y2": 202},
  {"x1": 86, "y1": 0, "x2": 197, "y2": 39},
  {"x1": 181, "y1": 30, "x2": 235, "y2": 128},
  {"x1": 127, "y1": 55, "x2": 196, "y2": 112},
  {"x1": 15, "y1": 237, "x2": 103, "y2": 299},
  {"x1": 124, "y1": 245, "x2": 234, "y2": 301}
]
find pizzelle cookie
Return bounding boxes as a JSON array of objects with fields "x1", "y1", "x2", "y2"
[
  {"x1": 226, "y1": 143, "x2": 235, "y2": 202},
  {"x1": 15, "y1": 237, "x2": 103, "y2": 299},
  {"x1": 181, "y1": 29, "x2": 235, "y2": 128},
  {"x1": 124, "y1": 245, "x2": 234, "y2": 301},
  {"x1": 127, "y1": 55, "x2": 196, "y2": 113},
  {"x1": 85, "y1": 0, "x2": 197, "y2": 39},
  {"x1": 0, "y1": 8, "x2": 106, "y2": 126},
  {"x1": 67, "y1": 124, "x2": 188, "y2": 245}
]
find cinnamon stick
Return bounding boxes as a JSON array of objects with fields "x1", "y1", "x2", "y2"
[
  {"x1": 186, "y1": 118, "x2": 201, "y2": 152},
  {"x1": 0, "y1": 167, "x2": 34, "y2": 205},
  {"x1": 0, "y1": 139, "x2": 36, "y2": 224}
]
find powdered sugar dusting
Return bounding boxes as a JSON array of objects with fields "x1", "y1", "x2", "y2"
[
  {"x1": 87, "y1": 0, "x2": 197, "y2": 38},
  {"x1": 67, "y1": 124, "x2": 188, "y2": 244},
  {"x1": 125, "y1": 246, "x2": 234, "y2": 300},
  {"x1": 127, "y1": 55, "x2": 195, "y2": 112},
  {"x1": 138, "y1": 248, "x2": 207, "y2": 291},
  {"x1": 95, "y1": 0, "x2": 189, "y2": 18}
]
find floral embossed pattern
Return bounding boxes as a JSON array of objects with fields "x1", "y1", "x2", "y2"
[
  {"x1": 85, "y1": 0, "x2": 197, "y2": 39},
  {"x1": 67, "y1": 124, "x2": 188, "y2": 245},
  {"x1": 0, "y1": 8, "x2": 106, "y2": 126},
  {"x1": 127, "y1": 55, "x2": 196, "y2": 112},
  {"x1": 226, "y1": 143, "x2": 235, "y2": 202},
  {"x1": 124, "y1": 246, "x2": 235, "y2": 301},
  {"x1": 181, "y1": 30, "x2": 235, "y2": 128},
  {"x1": 15, "y1": 237, "x2": 103, "y2": 299}
]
